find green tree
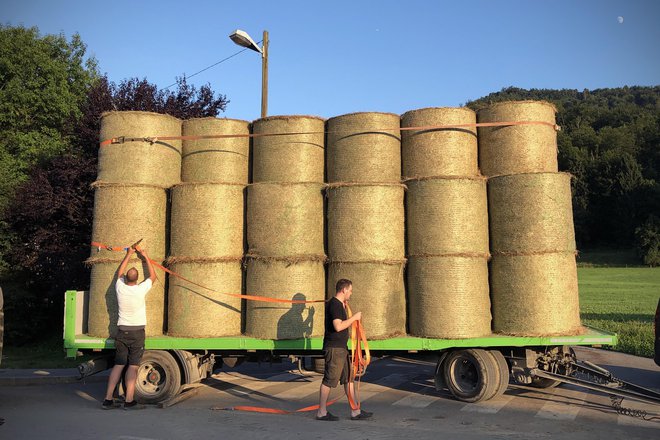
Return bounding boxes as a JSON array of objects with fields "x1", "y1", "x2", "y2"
[{"x1": 0, "y1": 25, "x2": 97, "y2": 211}]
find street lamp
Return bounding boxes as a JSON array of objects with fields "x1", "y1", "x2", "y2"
[{"x1": 229, "y1": 29, "x2": 269, "y2": 118}]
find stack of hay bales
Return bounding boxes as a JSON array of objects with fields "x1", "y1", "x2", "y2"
[
  {"x1": 167, "y1": 118, "x2": 249, "y2": 337},
  {"x1": 402, "y1": 108, "x2": 491, "y2": 338},
  {"x1": 87, "y1": 111, "x2": 181, "y2": 337},
  {"x1": 478, "y1": 101, "x2": 581, "y2": 335},
  {"x1": 245, "y1": 116, "x2": 326, "y2": 339},
  {"x1": 326, "y1": 112, "x2": 406, "y2": 338}
]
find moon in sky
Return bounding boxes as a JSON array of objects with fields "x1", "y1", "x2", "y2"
[{"x1": 617, "y1": 16, "x2": 624, "y2": 24}]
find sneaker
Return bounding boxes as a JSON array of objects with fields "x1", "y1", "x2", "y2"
[
  {"x1": 316, "y1": 412, "x2": 339, "y2": 421},
  {"x1": 101, "y1": 399, "x2": 119, "y2": 410},
  {"x1": 350, "y1": 410, "x2": 373, "y2": 420},
  {"x1": 123, "y1": 400, "x2": 145, "y2": 410}
]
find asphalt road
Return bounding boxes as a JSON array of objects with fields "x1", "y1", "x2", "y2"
[{"x1": 0, "y1": 347, "x2": 658, "y2": 440}]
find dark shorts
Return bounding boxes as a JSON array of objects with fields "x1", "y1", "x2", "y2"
[
  {"x1": 114, "y1": 329, "x2": 145, "y2": 366},
  {"x1": 322, "y1": 347, "x2": 352, "y2": 388}
]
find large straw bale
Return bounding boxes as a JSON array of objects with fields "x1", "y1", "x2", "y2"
[
  {"x1": 98, "y1": 111, "x2": 182, "y2": 187},
  {"x1": 167, "y1": 261, "x2": 242, "y2": 337},
  {"x1": 401, "y1": 107, "x2": 478, "y2": 178},
  {"x1": 490, "y1": 252, "x2": 582, "y2": 336},
  {"x1": 252, "y1": 116, "x2": 325, "y2": 183},
  {"x1": 327, "y1": 184, "x2": 405, "y2": 261},
  {"x1": 407, "y1": 256, "x2": 491, "y2": 338},
  {"x1": 327, "y1": 262, "x2": 406, "y2": 339},
  {"x1": 170, "y1": 183, "x2": 245, "y2": 258},
  {"x1": 245, "y1": 259, "x2": 325, "y2": 339},
  {"x1": 488, "y1": 172, "x2": 575, "y2": 254},
  {"x1": 182, "y1": 118, "x2": 249, "y2": 183},
  {"x1": 477, "y1": 101, "x2": 558, "y2": 177},
  {"x1": 327, "y1": 112, "x2": 401, "y2": 183},
  {"x1": 89, "y1": 183, "x2": 167, "y2": 261},
  {"x1": 406, "y1": 177, "x2": 488, "y2": 256},
  {"x1": 247, "y1": 182, "x2": 325, "y2": 258},
  {"x1": 87, "y1": 260, "x2": 165, "y2": 337}
]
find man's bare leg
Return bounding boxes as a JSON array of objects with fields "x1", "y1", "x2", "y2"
[
  {"x1": 124, "y1": 365, "x2": 139, "y2": 403},
  {"x1": 104, "y1": 364, "x2": 125, "y2": 401}
]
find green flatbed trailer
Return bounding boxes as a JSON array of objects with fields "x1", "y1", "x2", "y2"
[{"x1": 64, "y1": 290, "x2": 618, "y2": 405}]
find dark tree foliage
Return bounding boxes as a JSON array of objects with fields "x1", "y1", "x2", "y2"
[{"x1": 467, "y1": 86, "x2": 660, "y2": 260}]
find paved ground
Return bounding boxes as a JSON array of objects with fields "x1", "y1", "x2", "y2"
[{"x1": 0, "y1": 347, "x2": 658, "y2": 439}]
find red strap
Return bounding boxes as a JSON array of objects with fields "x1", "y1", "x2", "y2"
[{"x1": 99, "y1": 120, "x2": 560, "y2": 147}]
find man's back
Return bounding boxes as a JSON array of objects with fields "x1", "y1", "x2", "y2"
[{"x1": 116, "y1": 278, "x2": 152, "y2": 327}]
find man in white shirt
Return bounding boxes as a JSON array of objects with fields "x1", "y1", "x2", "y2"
[{"x1": 102, "y1": 245, "x2": 156, "y2": 410}]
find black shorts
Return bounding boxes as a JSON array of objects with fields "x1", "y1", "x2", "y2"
[
  {"x1": 114, "y1": 328, "x2": 145, "y2": 366},
  {"x1": 322, "y1": 347, "x2": 352, "y2": 388}
]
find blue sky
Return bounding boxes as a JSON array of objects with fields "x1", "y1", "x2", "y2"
[{"x1": 2, "y1": 0, "x2": 659, "y2": 121}]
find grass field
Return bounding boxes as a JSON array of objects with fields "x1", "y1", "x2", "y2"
[{"x1": 578, "y1": 267, "x2": 659, "y2": 357}]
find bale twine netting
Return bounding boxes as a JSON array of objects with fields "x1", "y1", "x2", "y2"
[
  {"x1": 407, "y1": 256, "x2": 491, "y2": 338},
  {"x1": 488, "y1": 172, "x2": 575, "y2": 254},
  {"x1": 166, "y1": 260, "x2": 242, "y2": 337},
  {"x1": 401, "y1": 107, "x2": 478, "y2": 178},
  {"x1": 252, "y1": 116, "x2": 325, "y2": 183},
  {"x1": 490, "y1": 252, "x2": 582, "y2": 336},
  {"x1": 327, "y1": 262, "x2": 406, "y2": 339},
  {"x1": 327, "y1": 184, "x2": 405, "y2": 261},
  {"x1": 245, "y1": 258, "x2": 325, "y2": 339},
  {"x1": 98, "y1": 111, "x2": 182, "y2": 187},
  {"x1": 247, "y1": 182, "x2": 325, "y2": 258},
  {"x1": 87, "y1": 260, "x2": 165, "y2": 337},
  {"x1": 477, "y1": 101, "x2": 558, "y2": 177},
  {"x1": 89, "y1": 183, "x2": 168, "y2": 261},
  {"x1": 327, "y1": 112, "x2": 401, "y2": 183},
  {"x1": 181, "y1": 118, "x2": 249, "y2": 183},
  {"x1": 406, "y1": 177, "x2": 489, "y2": 256},
  {"x1": 170, "y1": 183, "x2": 245, "y2": 258}
]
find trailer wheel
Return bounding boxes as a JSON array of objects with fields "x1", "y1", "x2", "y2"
[
  {"x1": 135, "y1": 350, "x2": 181, "y2": 404},
  {"x1": 443, "y1": 349, "x2": 499, "y2": 403},
  {"x1": 487, "y1": 350, "x2": 510, "y2": 397}
]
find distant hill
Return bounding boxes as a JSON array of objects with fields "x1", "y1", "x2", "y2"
[{"x1": 467, "y1": 86, "x2": 660, "y2": 264}]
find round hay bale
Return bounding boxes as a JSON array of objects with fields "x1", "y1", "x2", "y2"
[
  {"x1": 167, "y1": 261, "x2": 242, "y2": 337},
  {"x1": 327, "y1": 112, "x2": 401, "y2": 183},
  {"x1": 401, "y1": 107, "x2": 478, "y2": 178},
  {"x1": 247, "y1": 183, "x2": 325, "y2": 258},
  {"x1": 327, "y1": 262, "x2": 406, "y2": 339},
  {"x1": 87, "y1": 259, "x2": 165, "y2": 337},
  {"x1": 406, "y1": 177, "x2": 489, "y2": 256},
  {"x1": 488, "y1": 172, "x2": 575, "y2": 254},
  {"x1": 245, "y1": 259, "x2": 325, "y2": 339},
  {"x1": 407, "y1": 256, "x2": 491, "y2": 339},
  {"x1": 327, "y1": 184, "x2": 405, "y2": 261},
  {"x1": 170, "y1": 183, "x2": 245, "y2": 258},
  {"x1": 252, "y1": 116, "x2": 325, "y2": 183},
  {"x1": 182, "y1": 118, "x2": 249, "y2": 183},
  {"x1": 477, "y1": 101, "x2": 558, "y2": 177},
  {"x1": 90, "y1": 183, "x2": 167, "y2": 261},
  {"x1": 490, "y1": 252, "x2": 582, "y2": 336},
  {"x1": 98, "y1": 111, "x2": 182, "y2": 187}
]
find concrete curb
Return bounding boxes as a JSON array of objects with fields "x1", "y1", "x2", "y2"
[{"x1": 0, "y1": 369, "x2": 108, "y2": 386}]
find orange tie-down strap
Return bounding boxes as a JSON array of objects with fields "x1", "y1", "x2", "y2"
[
  {"x1": 99, "y1": 120, "x2": 560, "y2": 147},
  {"x1": 90, "y1": 241, "x2": 324, "y2": 304}
]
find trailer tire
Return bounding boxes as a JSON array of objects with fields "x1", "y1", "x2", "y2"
[
  {"x1": 135, "y1": 350, "x2": 181, "y2": 404},
  {"x1": 487, "y1": 350, "x2": 510, "y2": 398},
  {"x1": 443, "y1": 349, "x2": 499, "y2": 403}
]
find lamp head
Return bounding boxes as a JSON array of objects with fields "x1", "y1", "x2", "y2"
[{"x1": 229, "y1": 29, "x2": 262, "y2": 54}]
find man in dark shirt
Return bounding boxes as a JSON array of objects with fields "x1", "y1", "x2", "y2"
[{"x1": 316, "y1": 279, "x2": 372, "y2": 421}]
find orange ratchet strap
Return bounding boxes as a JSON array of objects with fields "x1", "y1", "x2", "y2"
[
  {"x1": 345, "y1": 301, "x2": 370, "y2": 410},
  {"x1": 99, "y1": 120, "x2": 560, "y2": 147},
  {"x1": 90, "y1": 241, "x2": 325, "y2": 305}
]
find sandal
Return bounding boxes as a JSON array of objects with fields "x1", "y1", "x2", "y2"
[
  {"x1": 316, "y1": 412, "x2": 339, "y2": 421},
  {"x1": 350, "y1": 410, "x2": 373, "y2": 420}
]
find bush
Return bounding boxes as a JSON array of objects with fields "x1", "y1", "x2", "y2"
[{"x1": 635, "y1": 215, "x2": 660, "y2": 266}]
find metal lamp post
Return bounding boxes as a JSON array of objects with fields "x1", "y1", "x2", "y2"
[{"x1": 229, "y1": 29, "x2": 269, "y2": 118}]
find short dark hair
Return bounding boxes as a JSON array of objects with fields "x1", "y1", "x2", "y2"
[
  {"x1": 335, "y1": 279, "x2": 352, "y2": 293},
  {"x1": 126, "y1": 267, "x2": 139, "y2": 282}
]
